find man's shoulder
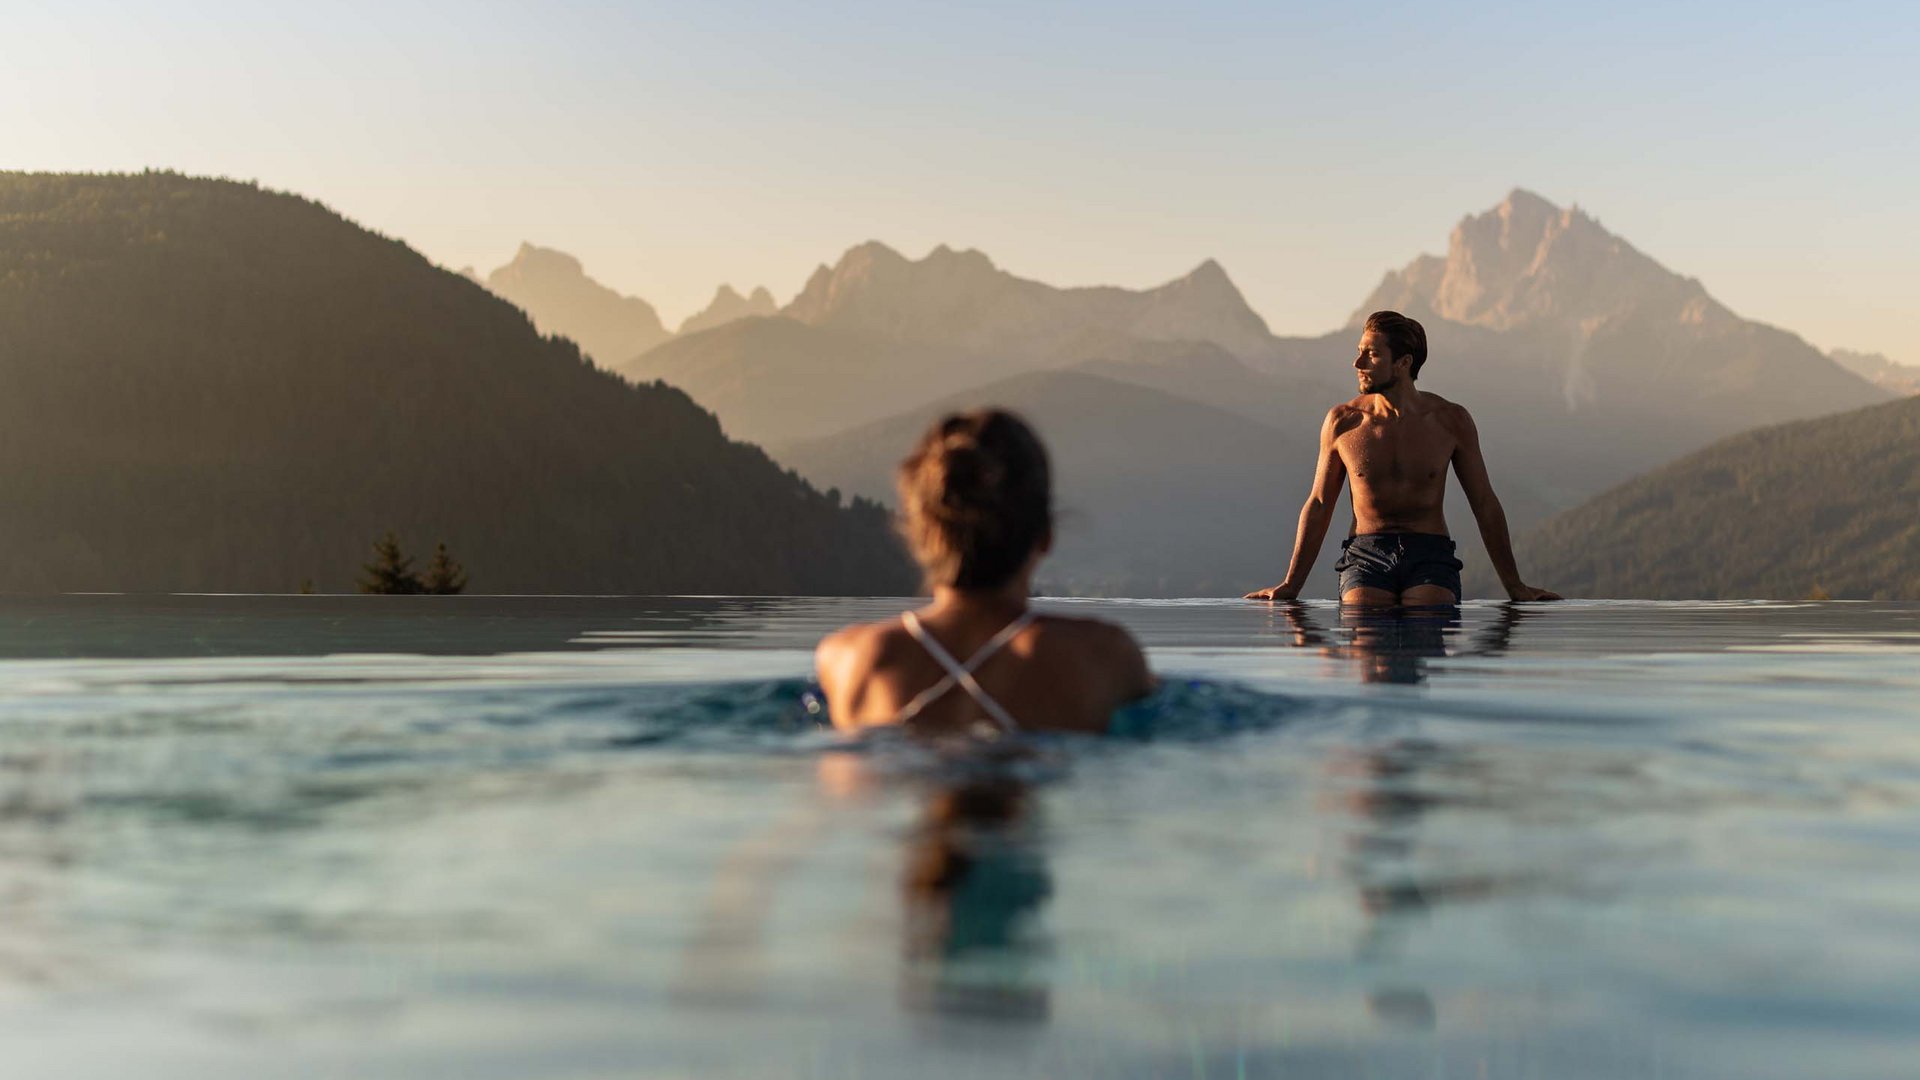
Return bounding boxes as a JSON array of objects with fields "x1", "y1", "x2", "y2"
[
  {"x1": 1325, "y1": 398, "x2": 1368, "y2": 431},
  {"x1": 1419, "y1": 391, "x2": 1475, "y2": 425}
]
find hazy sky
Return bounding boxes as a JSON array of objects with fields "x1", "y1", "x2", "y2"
[{"x1": 5, "y1": 1, "x2": 1915, "y2": 360}]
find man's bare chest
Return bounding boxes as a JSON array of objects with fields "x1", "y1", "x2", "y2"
[{"x1": 1337, "y1": 418, "x2": 1455, "y2": 484}]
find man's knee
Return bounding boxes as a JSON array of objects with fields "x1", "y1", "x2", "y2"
[
  {"x1": 1399, "y1": 585, "x2": 1459, "y2": 607},
  {"x1": 1341, "y1": 587, "x2": 1399, "y2": 607}
]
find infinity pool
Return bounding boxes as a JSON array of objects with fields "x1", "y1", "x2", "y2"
[{"x1": 0, "y1": 595, "x2": 1914, "y2": 1078}]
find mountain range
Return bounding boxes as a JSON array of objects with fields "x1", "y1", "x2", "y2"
[
  {"x1": 481, "y1": 245, "x2": 776, "y2": 365},
  {"x1": 561, "y1": 189, "x2": 1883, "y2": 596},
  {"x1": 0, "y1": 172, "x2": 915, "y2": 594}
]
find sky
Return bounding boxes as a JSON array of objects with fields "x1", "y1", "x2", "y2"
[{"x1": 4, "y1": 0, "x2": 1916, "y2": 360}]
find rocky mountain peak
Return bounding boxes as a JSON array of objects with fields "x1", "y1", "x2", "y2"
[
  {"x1": 678, "y1": 281, "x2": 780, "y2": 336},
  {"x1": 1354, "y1": 190, "x2": 1729, "y2": 332},
  {"x1": 781, "y1": 241, "x2": 1279, "y2": 361},
  {"x1": 483, "y1": 242, "x2": 668, "y2": 364},
  {"x1": 498, "y1": 242, "x2": 587, "y2": 282}
]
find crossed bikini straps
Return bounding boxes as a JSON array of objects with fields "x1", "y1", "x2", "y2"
[{"x1": 895, "y1": 609, "x2": 1038, "y2": 733}]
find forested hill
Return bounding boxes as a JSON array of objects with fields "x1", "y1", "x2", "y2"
[
  {"x1": 0, "y1": 172, "x2": 916, "y2": 594},
  {"x1": 1515, "y1": 396, "x2": 1920, "y2": 600}
]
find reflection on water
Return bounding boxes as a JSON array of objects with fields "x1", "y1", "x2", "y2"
[
  {"x1": 1269, "y1": 601, "x2": 1529, "y2": 684},
  {"x1": 901, "y1": 771, "x2": 1053, "y2": 1024}
]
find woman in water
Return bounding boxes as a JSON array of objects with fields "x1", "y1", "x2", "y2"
[{"x1": 815, "y1": 409, "x2": 1153, "y2": 734}]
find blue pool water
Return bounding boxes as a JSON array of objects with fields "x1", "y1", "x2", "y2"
[{"x1": 0, "y1": 595, "x2": 1915, "y2": 1078}]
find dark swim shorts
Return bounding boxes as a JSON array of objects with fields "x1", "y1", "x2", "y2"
[{"x1": 1333, "y1": 532, "x2": 1464, "y2": 601}]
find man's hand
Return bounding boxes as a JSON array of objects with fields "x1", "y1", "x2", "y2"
[
  {"x1": 1244, "y1": 583, "x2": 1301, "y2": 601},
  {"x1": 1505, "y1": 583, "x2": 1562, "y2": 602}
]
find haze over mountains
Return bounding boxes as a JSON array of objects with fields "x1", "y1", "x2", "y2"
[
  {"x1": 1830, "y1": 348, "x2": 1920, "y2": 397},
  {"x1": 0, "y1": 172, "x2": 915, "y2": 595},
  {"x1": 780, "y1": 370, "x2": 1322, "y2": 596}
]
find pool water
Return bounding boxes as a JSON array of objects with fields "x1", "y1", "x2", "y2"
[{"x1": 0, "y1": 595, "x2": 1915, "y2": 1078}]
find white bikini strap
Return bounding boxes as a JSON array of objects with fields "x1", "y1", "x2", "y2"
[{"x1": 895, "y1": 610, "x2": 1036, "y2": 731}]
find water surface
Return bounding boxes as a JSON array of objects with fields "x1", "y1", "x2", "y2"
[{"x1": 0, "y1": 595, "x2": 1915, "y2": 1078}]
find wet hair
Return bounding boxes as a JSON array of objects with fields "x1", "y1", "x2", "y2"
[
  {"x1": 896, "y1": 409, "x2": 1052, "y2": 591},
  {"x1": 1364, "y1": 310, "x2": 1428, "y2": 379}
]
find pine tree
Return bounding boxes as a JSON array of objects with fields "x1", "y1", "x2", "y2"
[
  {"x1": 422, "y1": 541, "x2": 469, "y2": 595},
  {"x1": 358, "y1": 532, "x2": 424, "y2": 594}
]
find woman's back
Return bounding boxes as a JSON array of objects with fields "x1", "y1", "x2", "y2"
[{"x1": 816, "y1": 606, "x2": 1150, "y2": 735}]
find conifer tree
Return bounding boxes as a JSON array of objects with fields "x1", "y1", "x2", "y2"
[
  {"x1": 358, "y1": 531, "x2": 424, "y2": 594},
  {"x1": 422, "y1": 541, "x2": 469, "y2": 595}
]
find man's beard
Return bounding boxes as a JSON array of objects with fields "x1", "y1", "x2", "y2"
[{"x1": 1361, "y1": 375, "x2": 1397, "y2": 394}]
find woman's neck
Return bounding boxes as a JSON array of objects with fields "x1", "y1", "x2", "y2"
[{"x1": 926, "y1": 577, "x2": 1031, "y2": 619}]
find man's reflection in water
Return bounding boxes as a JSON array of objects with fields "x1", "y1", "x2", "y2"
[
  {"x1": 1276, "y1": 603, "x2": 1531, "y2": 1031},
  {"x1": 1270, "y1": 601, "x2": 1526, "y2": 685},
  {"x1": 900, "y1": 771, "x2": 1053, "y2": 1023}
]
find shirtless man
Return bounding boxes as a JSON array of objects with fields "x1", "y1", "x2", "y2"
[{"x1": 1245, "y1": 311, "x2": 1560, "y2": 605}]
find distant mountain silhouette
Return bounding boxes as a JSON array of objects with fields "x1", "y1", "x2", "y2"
[
  {"x1": 611, "y1": 316, "x2": 1025, "y2": 446},
  {"x1": 485, "y1": 242, "x2": 671, "y2": 364},
  {"x1": 1058, "y1": 337, "x2": 1331, "y2": 431},
  {"x1": 1830, "y1": 348, "x2": 1920, "y2": 397},
  {"x1": 679, "y1": 284, "x2": 777, "y2": 335},
  {"x1": 1357, "y1": 188, "x2": 1735, "y2": 332},
  {"x1": 615, "y1": 247, "x2": 1321, "y2": 449},
  {"x1": 783, "y1": 242, "x2": 1279, "y2": 362},
  {"x1": 0, "y1": 172, "x2": 914, "y2": 594},
  {"x1": 1514, "y1": 396, "x2": 1920, "y2": 599}
]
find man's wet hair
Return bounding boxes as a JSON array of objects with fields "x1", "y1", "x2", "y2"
[
  {"x1": 1364, "y1": 310, "x2": 1428, "y2": 379},
  {"x1": 895, "y1": 408, "x2": 1052, "y2": 591}
]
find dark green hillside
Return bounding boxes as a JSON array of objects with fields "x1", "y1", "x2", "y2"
[
  {"x1": 1516, "y1": 396, "x2": 1920, "y2": 599},
  {"x1": 0, "y1": 172, "x2": 915, "y2": 594}
]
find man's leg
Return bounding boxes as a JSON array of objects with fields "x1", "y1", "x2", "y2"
[{"x1": 1398, "y1": 585, "x2": 1459, "y2": 607}]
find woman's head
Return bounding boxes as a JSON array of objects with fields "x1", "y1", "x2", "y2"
[{"x1": 896, "y1": 409, "x2": 1052, "y2": 591}]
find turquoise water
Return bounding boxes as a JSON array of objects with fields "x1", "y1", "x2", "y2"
[{"x1": 0, "y1": 595, "x2": 1916, "y2": 1078}]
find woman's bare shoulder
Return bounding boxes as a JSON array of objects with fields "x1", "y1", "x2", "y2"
[
  {"x1": 816, "y1": 618, "x2": 908, "y2": 670},
  {"x1": 1031, "y1": 613, "x2": 1151, "y2": 689}
]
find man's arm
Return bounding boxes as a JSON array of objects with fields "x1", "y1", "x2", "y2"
[
  {"x1": 1245, "y1": 408, "x2": 1348, "y2": 601},
  {"x1": 1449, "y1": 406, "x2": 1562, "y2": 602}
]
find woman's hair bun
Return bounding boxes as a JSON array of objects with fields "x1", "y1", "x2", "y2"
[{"x1": 896, "y1": 409, "x2": 1051, "y2": 590}]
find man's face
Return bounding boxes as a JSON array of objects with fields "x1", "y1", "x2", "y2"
[{"x1": 1354, "y1": 329, "x2": 1404, "y2": 394}]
